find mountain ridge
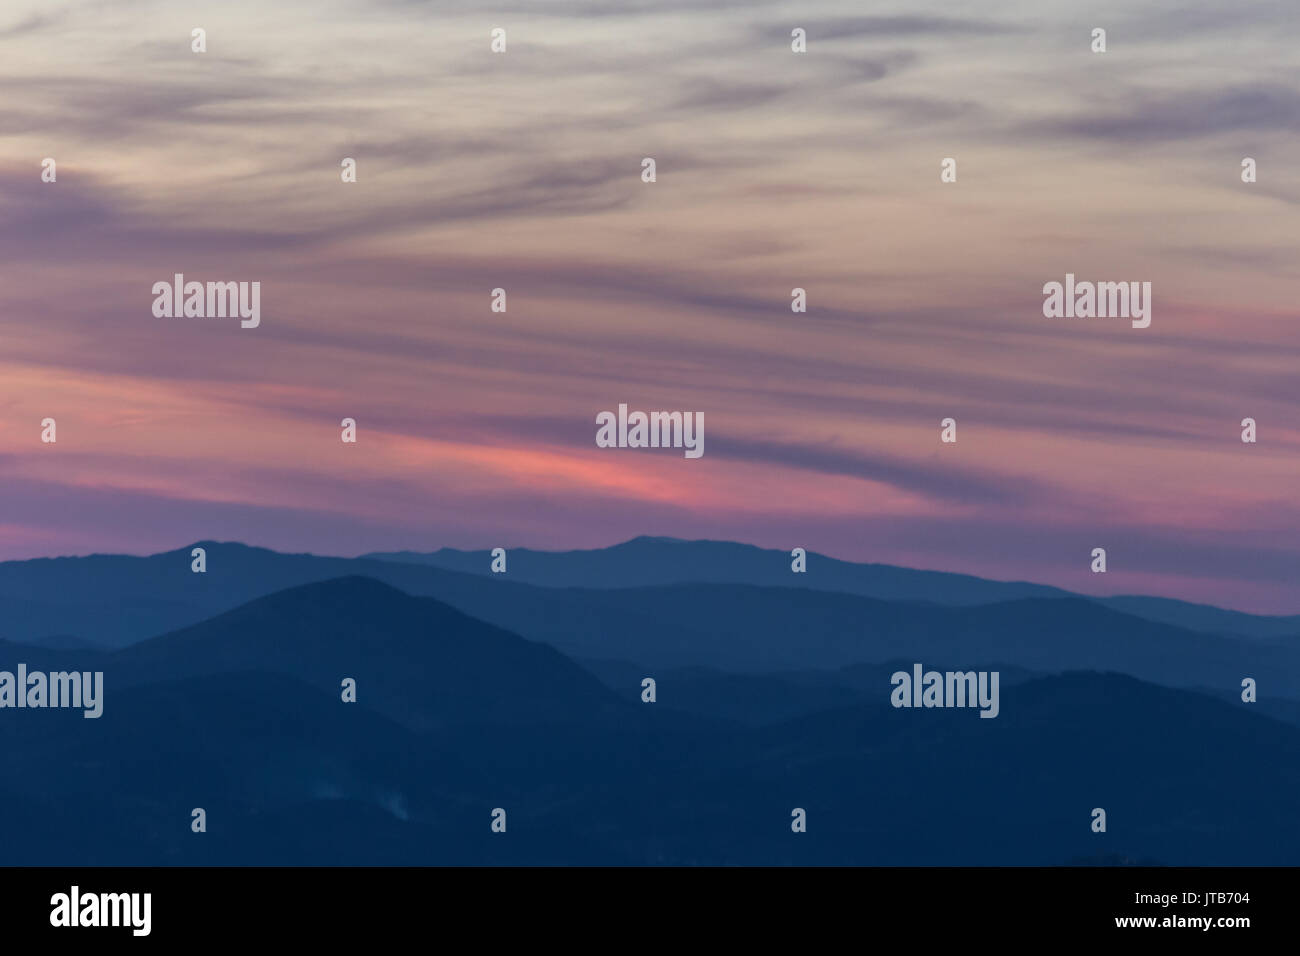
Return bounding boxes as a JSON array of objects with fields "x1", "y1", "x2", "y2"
[
  {"x1": 362, "y1": 536, "x2": 1300, "y2": 637},
  {"x1": 3, "y1": 537, "x2": 1296, "y2": 649},
  {"x1": 1, "y1": 574, "x2": 1297, "y2": 864}
]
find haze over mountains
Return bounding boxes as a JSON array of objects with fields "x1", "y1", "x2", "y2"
[
  {"x1": 365, "y1": 537, "x2": 1300, "y2": 638},
  {"x1": 1, "y1": 537, "x2": 1296, "y2": 698},
  {"x1": 3, "y1": 537, "x2": 1298, "y2": 652},
  {"x1": 1, "y1": 537, "x2": 1295, "y2": 864}
]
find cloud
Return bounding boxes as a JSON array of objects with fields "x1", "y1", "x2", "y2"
[
  {"x1": 1118, "y1": 0, "x2": 1300, "y2": 40},
  {"x1": 1, "y1": 0, "x2": 1298, "y2": 614},
  {"x1": 387, "y1": 0, "x2": 781, "y2": 16},
  {"x1": 754, "y1": 15, "x2": 1023, "y2": 42},
  {"x1": 0, "y1": 12, "x2": 55, "y2": 39},
  {"x1": 1024, "y1": 84, "x2": 1300, "y2": 145}
]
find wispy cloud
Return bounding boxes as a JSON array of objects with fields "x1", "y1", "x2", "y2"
[{"x1": 0, "y1": 0, "x2": 1297, "y2": 611}]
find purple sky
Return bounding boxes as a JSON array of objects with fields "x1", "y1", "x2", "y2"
[{"x1": 1, "y1": 0, "x2": 1298, "y2": 612}]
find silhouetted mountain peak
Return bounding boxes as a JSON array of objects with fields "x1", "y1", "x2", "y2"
[
  {"x1": 113, "y1": 575, "x2": 624, "y2": 731},
  {"x1": 172, "y1": 540, "x2": 286, "y2": 558}
]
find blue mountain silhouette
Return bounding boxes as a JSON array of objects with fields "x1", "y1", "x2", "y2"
[
  {"x1": 364, "y1": 536, "x2": 1300, "y2": 638},
  {"x1": 0, "y1": 574, "x2": 1297, "y2": 865},
  {"x1": 3, "y1": 539, "x2": 1297, "y2": 653}
]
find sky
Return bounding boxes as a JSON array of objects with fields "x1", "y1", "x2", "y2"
[{"x1": 1, "y1": 0, "x2": 1298, "y2": 612}]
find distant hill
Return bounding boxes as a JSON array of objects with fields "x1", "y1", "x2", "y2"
[
  {"x1": 366, "y1": 536, "x2": 1070, "y2": 603},
  {"x1": 436, "y1": 581, "x2": 1300, "y2": 697},
  {"x1": 364, "y1": 536, "x2": 1300, "y2": 639},
  {"x1": 0, "y1": 543, "x2": 1296, "y2": 706},
  {"x1": 1, "y1": 539, "x2": 1295, "y2": 654},
  {"x1": 0, "y1": 542, "x2": 393, "y2": 648}
]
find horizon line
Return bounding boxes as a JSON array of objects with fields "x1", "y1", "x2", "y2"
[{"x1": 6, "y1": 535, "x2": 1297, "y2": 621}]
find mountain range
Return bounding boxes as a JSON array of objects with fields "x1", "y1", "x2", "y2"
[{"x1": 0, "y1": 537, "x2": 1295, "y2": 864}]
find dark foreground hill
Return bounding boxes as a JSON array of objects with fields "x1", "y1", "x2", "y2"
[
  {"x1": 0, "y1": 579, "x2": 1295, "y2": 865},
  {"x1": 110, "y1": 576, "x2": 625, "y2": 731}
]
